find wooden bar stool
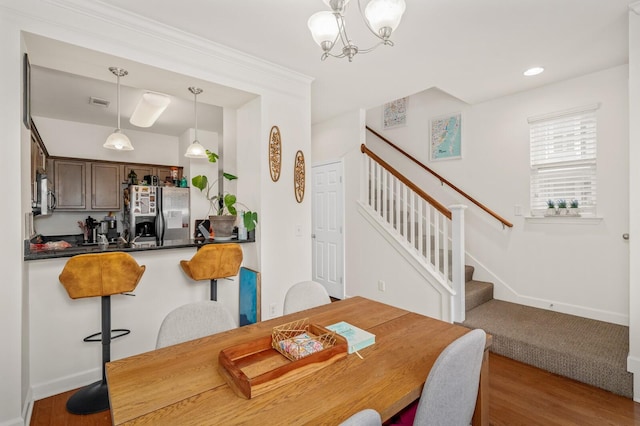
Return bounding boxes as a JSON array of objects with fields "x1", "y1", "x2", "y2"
[
  {"x1": 59, "y1": 252, "x2": 145, "y2": 414},
  {"x1": 180, "y1": 243, "x2": 243, "y2": 301}
]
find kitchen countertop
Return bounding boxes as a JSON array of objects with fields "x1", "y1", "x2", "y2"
[{"x1": 24, "y1": 237, "x2": 255, "y2": 261}]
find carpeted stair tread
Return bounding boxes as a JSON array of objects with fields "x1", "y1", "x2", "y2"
[
  {"x1": 464, "y1": 265, "x2": 474, "y2": 283},
  {"x1": 463, "y1": 299, "x2": 632, "y2": 398},
  {"x1": 465, "y1": 280, "x2": 493, "y2": 311}
]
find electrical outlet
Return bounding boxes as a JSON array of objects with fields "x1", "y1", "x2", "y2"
[
  {"x1": 269, "y1": 303, "x2": 277, "y2": 316},
  {"x1": 378, "y1": 280, "x2": 386, "y2": 292}
]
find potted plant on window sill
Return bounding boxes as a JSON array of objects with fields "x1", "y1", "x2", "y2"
[
  {"x1": 545, "y1": 199, "x2": 557, "y2": 216},
  {"x1": 191, "y1": 154, "x2": 258, "y2": 240},
  {"x1": 568, "y1": 199, "x2": 580, "y2": 217}
]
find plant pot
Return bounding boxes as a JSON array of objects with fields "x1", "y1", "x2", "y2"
[{"x1": 209, "y1": 215, "x2": 237, "y2": 239}]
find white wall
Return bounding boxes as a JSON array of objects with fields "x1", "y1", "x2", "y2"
[
  {"x1": 33, "y1": 116, "x2": 180, "y2": 164},
  {"x1": 0, "y1": 1, "x2": 312, "y2": 423},
  {"x1": 249, "y1": 90, "x2": 313, "y2": 317},
  {"x1": 627, "y1": 2, "x2": 640, "y2": 402},
  {"x1": 365, "y1": 66, "x2": 629, "y2": 325},
  {"x1": 312, "y1": 109, "x2": 448, "y2": 318}
]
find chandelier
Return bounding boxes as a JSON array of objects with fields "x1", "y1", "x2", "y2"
[{"x1": 307, "y1": 0, "x2": 406, "y2": 62}]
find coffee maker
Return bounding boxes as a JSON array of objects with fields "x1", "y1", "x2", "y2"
[{"x1": 127, "y1": 185, "x2": 158, "y2": 246}]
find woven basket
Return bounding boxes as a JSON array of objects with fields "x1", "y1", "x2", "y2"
[{"x1": 272, "y1": 318, "x2": 337, "y2": 361}]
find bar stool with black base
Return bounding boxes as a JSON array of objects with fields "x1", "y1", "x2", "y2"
[
  {"x1": 180, "y1": 243, "x2": 242, "y2": 301},
  {"x1": 58, "y1": 252, "x2": 146, "y2": 414}
]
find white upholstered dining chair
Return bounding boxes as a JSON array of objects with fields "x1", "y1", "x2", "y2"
[
  {"x1": 411, "y1": 328, "x2": 486, "y2": 426},
  {"x1": 340, "y1": 409, "x2": 382, "y2": 426},
  {"x1": 283, "y1": 280, "x2": 332, "y2": 314},
  {"x1": 156, "y1": 301, "x2": 237, "y2": 349}
]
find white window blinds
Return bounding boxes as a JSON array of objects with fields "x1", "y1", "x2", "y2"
[{"x1": 529, "y1": 104, "x2": 598, "y2": 215}]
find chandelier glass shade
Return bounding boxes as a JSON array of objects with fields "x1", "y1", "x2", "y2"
[
  {"x1": 308, "y1": 0, "x2": 406, "y2": 61},
  {"x1": 184, "y1": 86, "x2": 208, "y2": 158},
  {"x1": 103, "y1": 67, "x2": 134, "y2": 151}
]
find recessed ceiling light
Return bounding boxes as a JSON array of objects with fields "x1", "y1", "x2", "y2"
[{"x1": 524, "y1": 66, "x2": 545, "y2": 77}]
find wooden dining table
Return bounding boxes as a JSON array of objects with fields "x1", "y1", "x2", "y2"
[{"x1": 106, "y1": 296, "x2": 490, "y2": 425}]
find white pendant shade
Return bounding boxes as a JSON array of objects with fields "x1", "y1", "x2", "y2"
[
  {"x1": 104, "y1": 129, "x2": 134, "y2": 151},
  {"x1": 104, "y1": 67, "x2": 134, "y2": 151},
  {"x1": 184, "y1": 140, "x2": 207, "y2": 158},
  {"x1": 130, "y1": 92, "x2": 171, "y2": 127},
  {"x1": 365, "y1": 0, "x2": 406, "y2": 33},
  {"x1": 308, "y1": 11, "x2": 339, "y2": 46},
  {"x1": 184, "y1": 86, "x2": 208, "y2": 158}
]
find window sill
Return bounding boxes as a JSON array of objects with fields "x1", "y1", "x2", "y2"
[{"x1": 524, "y1": 216, "x2": 603, "y2": 224}]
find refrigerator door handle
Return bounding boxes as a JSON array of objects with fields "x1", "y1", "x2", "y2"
[{"x1": 157, "y1": 188, "x2": 164, "y2": 244}]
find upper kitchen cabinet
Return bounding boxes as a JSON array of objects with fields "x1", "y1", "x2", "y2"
[
  {"x1": 92, "y1": 163, "x2": 122, "y2": 210},
  {"x1": 30, "y1": 121, "x2": 49, "y2": 203},
  {"x1": 53, "y1": 159, "x2": 122, "y2": 211},
  {"x1": 53, "y1": 159, "x2": 88, "y2": 210}
]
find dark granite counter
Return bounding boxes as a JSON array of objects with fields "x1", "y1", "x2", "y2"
[{"x1": 24, "y1": 237, "x2": 255, "y2": 261}]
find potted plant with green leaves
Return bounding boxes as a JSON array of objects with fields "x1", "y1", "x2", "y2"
[
  {"x1": 191, "y1": 150, "x2": 258, "y2": 239},
  {"x1": 556, "y1": 199, "x2": 568, "y2": 215},
  {"x1": 569, "y1": 199, "x2": 580, "y2": 216},
  {"x1": 545, "y1": 199, "x2": 557, "y2": 216}
]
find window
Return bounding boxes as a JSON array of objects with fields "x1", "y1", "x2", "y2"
[{"x1": 529, "y1": 104, "x2": 599, "y2": 216}]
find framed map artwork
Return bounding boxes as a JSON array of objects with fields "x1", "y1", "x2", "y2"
[
  {"x1": 383, "y1": 97, "x2": 408, "y2": 129},
  {"x1": 430, "y1": 112, "x2": 461, "y2": 161}
]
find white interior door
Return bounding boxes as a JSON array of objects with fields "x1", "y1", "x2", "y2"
[{"x1": 312, "y1": 161, "x2": 344, "y2": 299}]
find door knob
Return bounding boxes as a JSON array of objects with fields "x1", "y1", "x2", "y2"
[{"x1": 623, "y1": 233, "x2": 630, "y2": 240}]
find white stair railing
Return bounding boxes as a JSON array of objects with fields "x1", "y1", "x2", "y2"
[{"x1": 361, "y1": 145, "x2": 466, "y2": 322}]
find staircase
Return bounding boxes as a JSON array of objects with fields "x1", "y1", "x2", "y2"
[
  {"x1": 360, "y1": 139, "x2": 633, "y2": 399},
  {"x1": 462, "y1": 266, "x2": 633, "y2": 399}
]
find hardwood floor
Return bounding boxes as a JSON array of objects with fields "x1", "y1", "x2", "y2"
[{"x1": 30, "y1": 353, "x2": 640, "y2": 425}]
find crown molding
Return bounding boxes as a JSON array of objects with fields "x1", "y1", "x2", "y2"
[
  {"x1": 42, "y1": 0, "x2": 313, "y2": 88},
  {"x1": 631, "y1": 1, "x2": 640, "y2": 15}
]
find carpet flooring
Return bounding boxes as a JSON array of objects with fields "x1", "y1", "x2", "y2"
[{"x1": 463, "y1": 299, "x2": 632, "y2": 398}]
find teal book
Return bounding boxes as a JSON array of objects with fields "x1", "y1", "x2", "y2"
[{"x1": 326, "y1": 321, "x2": 375, "y2": 354}]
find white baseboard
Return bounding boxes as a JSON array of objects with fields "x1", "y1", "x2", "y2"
[
  {"x1": 466, "y1": 253, "x2": 629, "y2": 326},
  {"x1": 628, "y1": 355, "x2": 640, "y2": 402},
  {"x1": 31, "y1": 367, "x2": 101, "y2": 401}
]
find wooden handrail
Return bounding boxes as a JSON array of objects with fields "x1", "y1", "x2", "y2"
[
  {"x1": 365, "y1": 126, "x2": 513, "y2": 228},
  {"x1": 360, "y1": 144, "x2": 452, "y2": 220}
]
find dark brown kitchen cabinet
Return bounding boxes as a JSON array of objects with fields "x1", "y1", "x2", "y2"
[
  {"x1": 54, "y1": 159, "x2": 88, "y2": 210},
  {"x1": 91, "y1": 163, "x2": 122, "y2": 210}
]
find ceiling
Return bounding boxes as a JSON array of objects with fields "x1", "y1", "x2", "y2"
[{"x1": 27, "y1": 0, "x2": 632, "y2": 134}]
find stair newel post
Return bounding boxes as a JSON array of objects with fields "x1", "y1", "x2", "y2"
[{"x1": 449, "y1": 204, "x2": 467, "y2": 323}]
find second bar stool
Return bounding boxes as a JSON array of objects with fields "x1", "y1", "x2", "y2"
[{"x1": 180, "y1": 243, "x2": 243, "y2": 301}]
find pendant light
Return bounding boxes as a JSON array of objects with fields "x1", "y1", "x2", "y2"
[
  {"x1": 184, "y1": 86, "x2": 208, "y2": 158},
  {"x1": 103, "y1": 67, "x2": 134, "y2": 151}
]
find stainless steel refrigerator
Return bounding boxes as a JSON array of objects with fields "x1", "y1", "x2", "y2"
[
  {"x1": 157, "y1": 186, "x2": 190, "y2": 245},
  {"x1": 127, "y1": 185, "x2": 190, "y2": 246}
]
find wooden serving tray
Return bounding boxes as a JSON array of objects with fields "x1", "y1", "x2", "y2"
[{"x1": 218, "y1": 324, "x2": 348, "y2": 399}]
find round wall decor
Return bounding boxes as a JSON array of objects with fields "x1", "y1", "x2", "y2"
[
  {"x1": 269, "y1": 126, "x2": 282, "y2": 182},
  {"x1": 294, "y1": 150, "x2": 305, "y2": 203}
]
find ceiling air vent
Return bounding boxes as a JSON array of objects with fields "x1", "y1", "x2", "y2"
[{"x1": 89, "y1": 97, "x2": 110, "y2": 108}]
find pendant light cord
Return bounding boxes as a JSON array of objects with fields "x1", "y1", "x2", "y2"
[{"x1": 116, "y1": 72, "x2": 121, "y2": 130}]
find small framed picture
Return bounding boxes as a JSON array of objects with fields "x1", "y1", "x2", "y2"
[
  {"x1": 23, "y1": 53, "x2": 31, "y2": 130},
  {"x1": 383, "y1": 97, "x2": 408, "y2": 129},
  {"x1": 430, "y1": 112, "x2": 461, "y2": 161}
]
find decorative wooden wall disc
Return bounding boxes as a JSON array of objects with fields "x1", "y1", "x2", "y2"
[
  {"x1": 269, "y1": 126, "x2": 282, "y2": 182},
  {"x1": 294, "y1": 150, "x2": 305, "y2": 203}
]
